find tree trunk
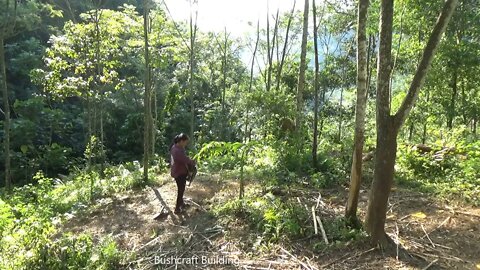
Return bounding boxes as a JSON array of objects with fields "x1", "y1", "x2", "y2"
[
  {"x1": 337, "y1": 87, "x2": 344, "y2": 142},
  {"x1": 221, "y1": 29, "x2": 228, "y2": 140},
  {"x1": 408, "y1": 120, "x2": 414, "y2": 141},
  {"x1": 189, "y1": 3, "x2": 198, "y2": 148},
  {"x1": 0, "y1": 37, "x2": 11, "y2": 190},
  {"x1": 296, "y1": 0, "x2": 309, "y2": 132},
  {"x1": 473, "y1": 118, "x2": 477, "y2": 137},
  {"x1": 345, "y1": 0, "x2": 369, "y2": 223},
  {"x1": 276, "y1": 0, "x2": 296, "y2": 92},
  {"x1": 394, "y1": 0, "x2": 459, "y2": 128},
  {"x1": 267, "y1": 9, "x2": 279, "y2": 93},
  {"x1": 312, "y1": 0, "x2": 320, "y2": 168},
  {"x1": 447, "y1": 70, "x2": 457, "y2": 129},
  {"x1": 365, "y1": 119, "x2": 398, "y2": 244},
  {"x1": 244, "y1": 21, "x2": 260, "y2": 143},
  {"x1": 422, "y1": 89, "x2": 430, "y2": 144},
  {"x1": 366, "y1": 34, "x2": 376, "y2": 99},
  {"x1": 366, "y1": 0, "x2": 459, "y2": 246},
  {"x1": 143, "y1": 0, "x2": 151, "y2": 182},
  {"x1": 152, "y1": 82, "x2": 157, "y2": 155}
]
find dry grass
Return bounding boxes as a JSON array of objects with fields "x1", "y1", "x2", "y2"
[{"x1": 57, "y1": 173, "x2": 479, "y2": 269}]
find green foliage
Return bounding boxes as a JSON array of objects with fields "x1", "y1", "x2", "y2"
[
  {"x1": 195, "y1": 141, "x2": 261, "y2": 171},
  {"x1": 397, "y1": 137, "x2": 480, "y2": 205},
  {"x1": 85, "y1": 135, "x2": 106, "y2": 165},
  {"x1": 213, "y1": 190, "x2": 366, "y2": 248},
  {"x1": 0, "y1": 162, "x2": 152, "y2": 269},
  {"x1": 322, "y1": 217, "x2": 367, "y2": 244},
  {"x1": 28, "y1": 234, "x2": 124, "y2": 270},
  {"x1": 213, "y1": 193, "x2": 311, "y2": 243}
]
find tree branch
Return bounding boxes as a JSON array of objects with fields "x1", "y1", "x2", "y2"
[{"x1": 393, "y1": 0, "x2": 459, "y2": 129}]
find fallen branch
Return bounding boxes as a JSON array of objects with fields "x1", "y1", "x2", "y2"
[
  {"x1": 280, "y1": 247, "x2": 313, "y2": 270},
  {"x1": 454, "y1": 210, "x2": 480, "y2": 218},
  {"x1": 185, "y1": 198, "x2": 207, "y2": 212},
  {"x1": 421, "y1": 216, "x2": 451, "y2": 238},
  {"x1": 421, "y1": 224, "x2": 435, "y2": 248},
  {"x1": 315, "y1": 215, "x2": 329, "y2": 245},
  {"x1": 421, "y1": 259, "x2": 438, "y2": 270},
  {"x1": 321, "y1": 247, "x2": 376, "y2": 268},
  {"x1": 312, "y1": 207, "x2": 318, "y2": 235}
]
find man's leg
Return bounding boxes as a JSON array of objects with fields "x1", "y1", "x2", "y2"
[{"x1": 175, "y1": 175, "x2": 187, "y2": 213}]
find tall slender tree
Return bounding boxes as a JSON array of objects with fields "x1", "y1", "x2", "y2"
[
  {"x1": 143, "y1": 0, "x2": 152, "y2": 182},
  {"x1": 365, "y1": 0, "x2": 459, "y2": 245},
  {"x1": 312, "y1": 0, "x2": 321, "y2": 168},
  {"x1": 276, "y1": 0, "x2": 296, "y2": 92},
  {"x1": 0, "y1": 33, "x2": 10, "y2": 190},
  {"x1": 189, "y1": 0, "x2": 198, "y2": 148},
  {"x1": 345, "y1": 0, "x2": 369, "y2": 223},
  {"x1": 296, "y1": 0, "x2": 309, "y2": 132},
  {"x1": 244, "y1": 20, "x2": 260, "y2": 143},
  {"x1": 1, "y1": 0, "x2": 45, "y2": 190}
]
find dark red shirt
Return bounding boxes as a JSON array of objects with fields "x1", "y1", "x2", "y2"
[{"x1": 170, "y1": 144, "x2": 195, "y2": 178}]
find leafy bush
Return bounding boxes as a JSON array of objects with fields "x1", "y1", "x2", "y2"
[
  {"x1": 213, "y1": 193, "x2": 311, "y2": 242},
  {"x1": 397, "y1": 140, "x2": 480, "y2": 205},
  {"x1": 0, "y1": 162, "x2": 154, "y2": 269},
  {"x1": 28, "y1": 234, "x2": 124, "y2": 270}
]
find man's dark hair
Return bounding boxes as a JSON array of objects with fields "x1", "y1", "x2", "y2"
[{"x1": 173, "y1": 133, "x2": 189, "y2": 144}]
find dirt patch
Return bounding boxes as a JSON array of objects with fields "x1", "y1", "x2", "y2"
[
  {"x1": 58, "y1": 174, "x2": 230, "y2": 252},
  {"x1": 56, "y1": 175, "x2": 479, "y2": 270}
]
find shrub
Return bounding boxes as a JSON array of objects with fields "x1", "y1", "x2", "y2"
[{"x1": 213, "y1": 193, "x2": 311, "y2": 243}]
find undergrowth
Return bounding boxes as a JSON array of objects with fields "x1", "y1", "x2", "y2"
[{"x1": 0, "y1": 161, "x2": 164, "y2": 269}]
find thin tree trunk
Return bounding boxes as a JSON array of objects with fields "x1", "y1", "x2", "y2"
[
  {"x1": 366, "y1": 0, "x2": 459, "y2": 246},
  {"x1": 408, "y1": 120, "x2": 414, "y2": 141},
  {"x1": 189, "y1": 2, "x2": 198, "y2": 147},
  {"x1": 447, "y1": 70, "x2": 457, "y2": 129},
  {"x1": 393, "y1": 0, "x2": 459, "y2": 128},
  {"x1": 152, "y1": 82, "x2": 157, "y2": 155},
  {"x1": 312, "y1": 0, "x2": 320, "y2": 168},
  {"x1": 422, "y1": 89, "x2": 430, "y2": 144},
  {"x1": 473, "y1": 118, "x2": 477, "y2": 137},
  {"x1": 296, "y1": 0, "x2": 309, "y2": 132},
  {"x1": 266, "y1": 8, "x2": 270, "y2": 90},
  {"x1": 276, "y1": 0, "x2": 296, "y2": 92},
  {"x1": 143, "y1": 0, "x2": 151, "y2": 182},
  {"x1": 0, "y1": 37, "x2": 11, "y2": 190},
  {"x1": 244, "y1": 21, "x2": 260, "y2": 143},
  {"x1": 221, "y1": 29, "x2": 228, "y2": 140},
  {"x1": 267, "y1": 9, "x2": 279, "y2": 92},
  {"x1": 345, "y1": 0, "x2": 369, "y2": 223},
  {"x1": 461, "y1": 77, "x2": 467, "y2": 125}
]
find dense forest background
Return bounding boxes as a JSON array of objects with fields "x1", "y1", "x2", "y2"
[
  {"x1": 2, "y1": 0, "x2": 477, "y2": 187},
  {"x1": 0, "y1": 0, "x2": 479, "y2": 269}
]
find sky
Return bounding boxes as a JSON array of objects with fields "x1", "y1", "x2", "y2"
[{"x1": 160, "y1": 0, "x2": 303, "y2": 37}]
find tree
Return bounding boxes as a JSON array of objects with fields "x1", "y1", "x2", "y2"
[
  {"x1": 0, "y1": 32, "x2": 10, "y2": 190},
  {"x1": 296, "y1": 0, "x2": 309, "y2": 132},
  {"x1": 345, "y1": 0, "x2": 369, "y2": 223},
  {"x1": 189, "y1": 0, "x2": 198, "y2": 148},
  {"x1": 312, "y1": 0, "x2": 321, "y2": 168},
  {"x1": 365, "y1": 0, "x2": 459, "y2": 245},
  {"x1": 276, "y1": 0, "x2": 296, "y2": 92},
  {"x1": 244, "y1": 20, "x2": 260, "y2": 143},
  {"x1": 1, "y1": 0, "x2": 46, "y2": 190},
  {"x1": 143, "y1": 0, "x2": 152, "y2": 182}
]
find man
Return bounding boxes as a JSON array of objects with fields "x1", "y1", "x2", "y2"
[{"x1": 170, "y1": 133, "x2": 196, "y2": 214}]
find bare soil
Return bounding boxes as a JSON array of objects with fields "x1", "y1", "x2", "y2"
[{"x1": 58, "y1": 173, "x2": 480, "y2": 270}]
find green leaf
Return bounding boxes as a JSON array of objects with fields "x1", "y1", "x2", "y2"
[{"x1": 20, "y1": 145, "x2": 29, "y2": 154}]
